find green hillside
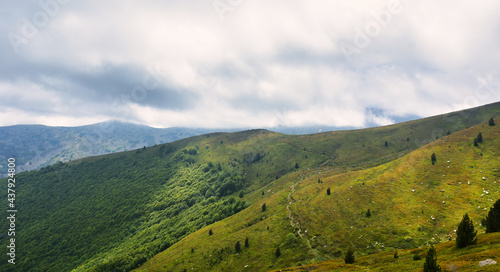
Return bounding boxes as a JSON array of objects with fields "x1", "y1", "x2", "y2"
[
  {"x1": 269, "y1": 232, "x2": 500, "y2": 272},
  {"x1": 135, "y1": 117, "x2": 500, "y2": 271},
  {"x1": 0, "y1": 102, "x2": 499, "y2": 272}
]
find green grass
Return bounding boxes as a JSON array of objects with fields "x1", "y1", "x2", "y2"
[
  {"x1": 0, "y1": 103, "x2": 498, "y2": 272},
  {"x1": 135, "y1": 117, "x2": 500, "y2": 272},
  {"x1": 269, "y1": 233, "x2": 500, "y2": 272}
]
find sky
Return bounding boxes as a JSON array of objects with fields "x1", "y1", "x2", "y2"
[{"x1": 0, "y1": 0, "x2": 499, "y2": 129}]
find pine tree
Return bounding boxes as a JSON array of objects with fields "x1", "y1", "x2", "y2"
[
  {"x1": 275, "y1": 247, "x2": 281, "y2": 257},
  {"x1": 385, "y1": 141, "x2": 388, "y2": 146},
  {"x1": 366, "y1": 209, "x2": 371, "y2": 217},
  {"x1": 456, "y1": 213, "x2": 477, "y2": 248},
  {"x1": 295, "y1": 162, "x2": 299, "y2": 169},
  {"x1": 262, "y1": 203, "x2": 266, "y2": 212},
  {"x1": 245, "y1": 237, "x2": 249, "y2": 248},
  {"x1": 477, "y1": 132, "x2": 483, "y2": 143},
  {"x1": 489, "y1": 118, "x2": 495, "y2": 126},
  {"x1": 431, "y1": 153, "x2": 437, "y2": 164},
  {"x1": 423, "y1": 245, "x2": 441, "y2": 272},
  {"x1": 486, "y1": 199, "x2": 500, "y2": 233},
  {"x1": 344, "y1": 248, "x2": 355, "y2": 264},
  {"x1": 235, "y1": 241, "x2": 241, "y2": 253},
  {"x1": 327, "y1": 188, "x2": 331, "y2": 195}
]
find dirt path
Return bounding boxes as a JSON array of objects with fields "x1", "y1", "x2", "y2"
[{"x1": 286, "y1": 181, "x2": 311, "y2": 248}]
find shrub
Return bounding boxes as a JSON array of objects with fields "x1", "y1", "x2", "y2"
[
  {"x1": 456, "y1": 213, "x2": 477, "y2": 248},
  {"x1": 413, "y1": 254, "x2": 421, "y2": 261},
  {"x1": 344, "y1": 248, "x2": 355, "y2": 264},
  {"x1": 208, "y1": 229, "x2": 213, "y2": 236},
  {"x1": 477, "y1": 132, "x2": 483, "y2": 143},
  {"x1": 423, "y1": 245, "x2": 441, "y2": 272},
  {"x1": 486, "y1": 199, "x2": 500, "y2": 233},
  {"x1": 431, "y1": 153, "x2": 437, "y2": 164},
  {"x1": 489, "y1": 118, "x2": 495, "y2": 126},
  {"x1": 394, "y1": 250, "x2": 399, "y2": 259},
  {"x1": 235, "y1": 241, "x2": 241, "y2": 253},
  {"x1": 285, "y1": 233, "x2": 296, "y2": 245}
]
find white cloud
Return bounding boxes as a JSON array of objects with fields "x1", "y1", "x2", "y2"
[{"x1": 1, "y1": 0, "x2": 499, "y2": 128}]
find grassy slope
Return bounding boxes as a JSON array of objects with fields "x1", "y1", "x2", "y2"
[
  {"x1": 269, "y1": 233, "x2": 500, "y2": 272},
  {"x1": 0, "y1": 102, "x2": 498, "y2": 272},
  {"x1": 135, "y1": 118, "x2": 500, "y2": 272}
]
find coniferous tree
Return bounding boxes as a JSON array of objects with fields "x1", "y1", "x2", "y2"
[
  {"x1": 486, "y1": 199, "x2": 500, "y2": 233},
  {"x1": 235, "y1": 241, "x2": 241, "y2": 253},
  {"x1": 474, "y1": 138, "x2": 478, "y2": 147},
  {"x1": 489, "y1": 118, "x2": 495, "y2": 126},
  {"x1": 344, "y1": 248, "x2": 355, "y2": 264},
  {"x1": 431, "y1": 153, "x2": 437, "y2": 164},
  {"x1": 366, "y1": 209, "x2": 371, "y2": 217},
  {"x1": 477, "y1": 132, "x2": 483, "y2": 143},
  {"x1": 385, "y1": 141, "x2": 388, "y2": 146},
  {"x1": 295, "y1": 162, "x2": 299, "y2": 169},
  {"x1": 245, "y1": 237, "x2": 249, "y2": 248},
  {"x1": 327, "y1": 188, "x2": 331, "y2": 195},
  {"x1": 208, "y1": 229, "x2": 213, "y2": 236},
  {"x1": 275, "y1": 247, "x2": 281, "y2": 257},
  {"x1": 394, "y1": 250, "x2": 399, "y2": 259},
  {"x1": 456, "y1": 213, "x2": 477, "y2": 248},
  {"x1": 423, "y1": 245, "x2": 441, "y2": 272},
  {"x1": 262, "y1": 203, "x2": 266, "y2": 212}
]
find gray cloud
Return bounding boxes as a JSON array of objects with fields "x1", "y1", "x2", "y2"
[{"x1": 1, "y1": 0, "x2": 499, "y2": 128}]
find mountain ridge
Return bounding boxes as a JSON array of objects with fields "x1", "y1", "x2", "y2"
[{"x1": 0, "y1": 102, "x2": 498, "y2": 272}]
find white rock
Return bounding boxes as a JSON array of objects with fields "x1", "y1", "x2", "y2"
[{"x1": 479, "y1": 259, "x2": 497, "y2": 267}]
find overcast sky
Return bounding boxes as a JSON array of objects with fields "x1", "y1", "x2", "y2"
[{"x1": 1, "y1": 0, "x2": 499, "y2": 128}]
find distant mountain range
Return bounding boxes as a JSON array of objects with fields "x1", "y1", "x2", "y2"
[{"x1": 0, "y1": 120, "x2": 354, "y2": 174}]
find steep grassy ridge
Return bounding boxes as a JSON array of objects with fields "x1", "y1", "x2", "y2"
[{"x1": 136, "y1": 118, "x2": 500, "y2": 272}]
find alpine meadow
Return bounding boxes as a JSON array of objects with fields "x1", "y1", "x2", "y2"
[{"x1": 1, "y1": 102, "x2": 500, "y2": 272}]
